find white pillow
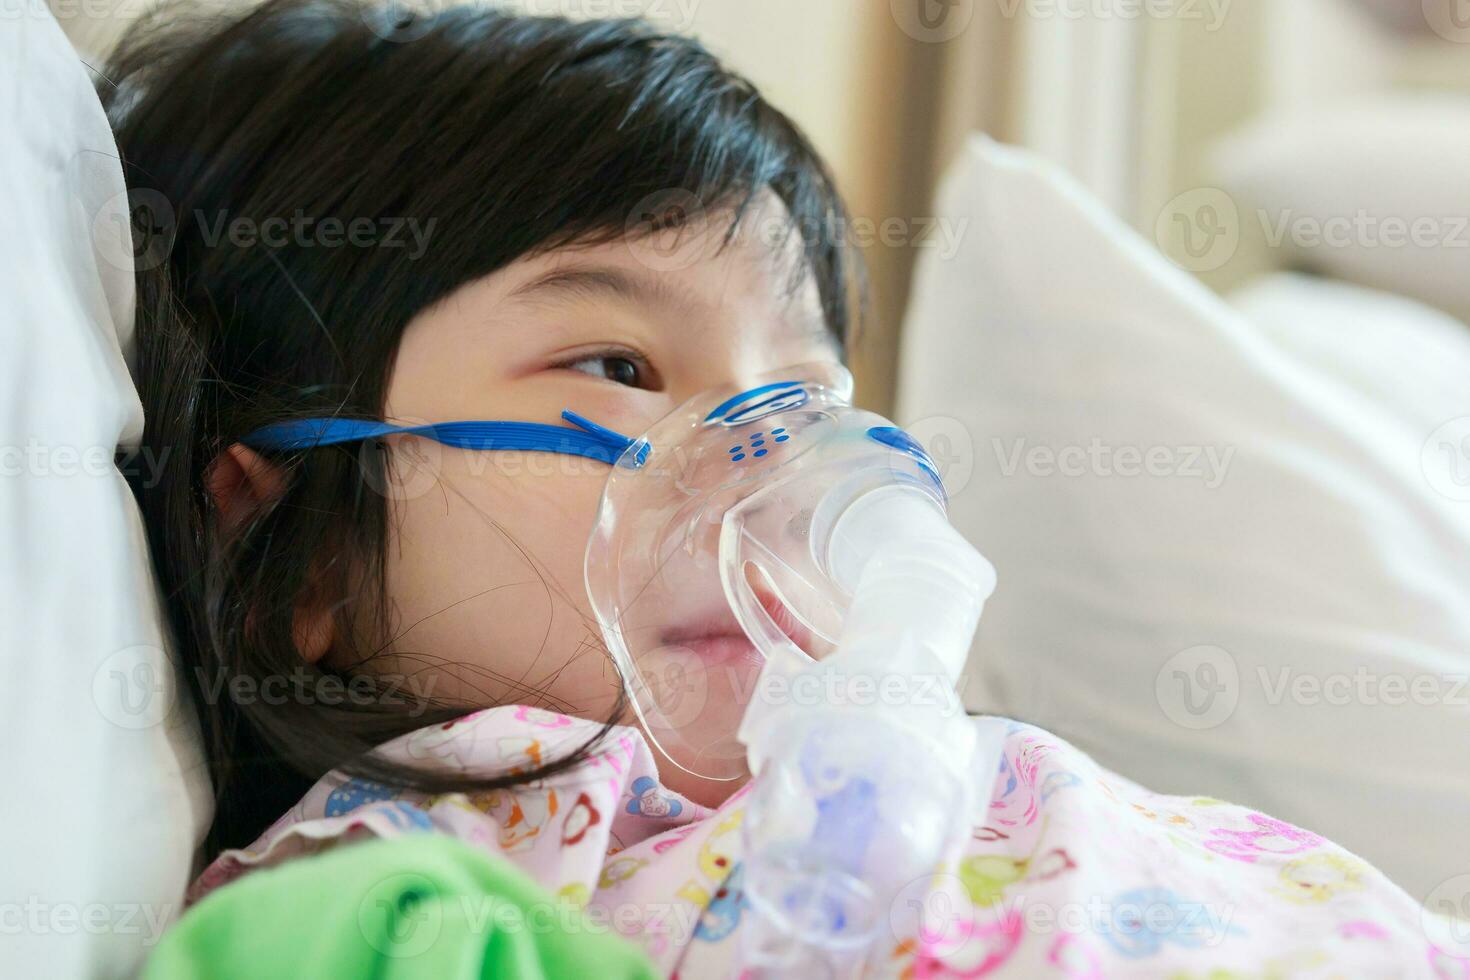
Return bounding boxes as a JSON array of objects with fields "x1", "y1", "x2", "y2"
[
  {"x1": 898, "y1": 135, "x2": 1470, "y2": 900},
  {"x1": 1227, "y1": 271, "x2": 1470, "y2": 428},
  {"x1": 1210, "y1": 95, "x2": 1470, "y2": 322},
  {"x1": 0, "y1": 11, "x2": 211, "y2": 980}
]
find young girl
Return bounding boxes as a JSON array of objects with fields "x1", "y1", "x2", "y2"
[{"x1": 111, "y1": 2, "x2": 1450, "y2": 976}]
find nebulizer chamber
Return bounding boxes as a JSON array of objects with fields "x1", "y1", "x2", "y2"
[{"x1": 586, "y1": 363, "x2": 1000, "y2": 975}]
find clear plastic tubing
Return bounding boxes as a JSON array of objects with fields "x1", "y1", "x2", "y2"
[{"x1": 736, "y1": 485, "x2": 1000, "y2": 978}]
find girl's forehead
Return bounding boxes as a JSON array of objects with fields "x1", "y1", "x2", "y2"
[
  {"x1": 508, "y1": 253, "x2": 830, "y2": 345},
  {"x1": 506, "y1": 195, "x2": 831, "y2": 341}
]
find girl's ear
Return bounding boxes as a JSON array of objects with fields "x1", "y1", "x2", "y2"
[
  {"x1": 292, "y1": 591, "x2": 337, "y2": 666},
  {"x1": 205, "y1": 444, "x2": 337, "y2": 664},
  {"x1": 205, "y1": 443, "x2": 289, "y2": 534}
]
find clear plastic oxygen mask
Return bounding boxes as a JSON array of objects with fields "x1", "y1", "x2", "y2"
[{"x1": 585, "y1": 362, "x2": 1002, "y2": 976}]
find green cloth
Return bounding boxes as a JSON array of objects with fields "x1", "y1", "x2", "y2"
[{"x1": 143, "y1": 835, "x2": 661, "y2": 979}]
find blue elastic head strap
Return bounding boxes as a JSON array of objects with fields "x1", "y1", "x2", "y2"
[{"x1": 240, "y1": 410, "x2": 650, "y2": 468}]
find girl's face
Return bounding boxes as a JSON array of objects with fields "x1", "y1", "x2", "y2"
[{"x1": 360, "y1": 195, "x2": 840, "y2": 804}]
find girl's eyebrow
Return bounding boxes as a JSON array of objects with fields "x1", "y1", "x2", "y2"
[
  {"x1": 508, "y1": 262, "x2": 838, "y2": 352},
  {"x1": 507, "y1": 265, "x2": 702, "y2": 319}
]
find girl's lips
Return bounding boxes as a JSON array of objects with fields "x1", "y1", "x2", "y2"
[
  {"x1": 657, "y1": 579, "x2": 813, "y2": 661},
  {"x1": 670, "y1": 634, "x2": 768, "y2": 671}
]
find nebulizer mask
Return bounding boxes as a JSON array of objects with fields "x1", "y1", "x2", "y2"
[
  {"x1": 244, "y1": 361, "x2": 1000, "y2": 976},
  {"x1": 586, "y1": 362, "x2": 1001, "y2": 976}
]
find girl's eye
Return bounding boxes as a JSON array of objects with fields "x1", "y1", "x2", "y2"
[{"x1": 559, "y1": 351, "x2": 655, "y2": 389}]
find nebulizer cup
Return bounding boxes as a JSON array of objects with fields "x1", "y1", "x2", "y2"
[{"x1": 585, "y1": 362, "x2": 1000, "y2": 975}]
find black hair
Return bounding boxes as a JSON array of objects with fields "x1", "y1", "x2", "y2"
[{"x1": 104, "y1": 0, "x2": 864, "y2": 855}]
